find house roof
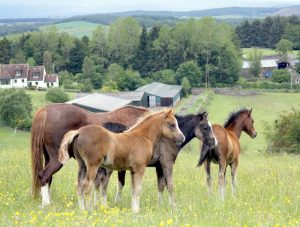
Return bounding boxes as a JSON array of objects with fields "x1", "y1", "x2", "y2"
[
  {"x1": 0, "y1": 64, "x2": 29, "y2": 79},
  {"x1": 136, "y1": 82, "x2": 182, "y2": 98},
  {"x1": 242, "y1": 59, "x2": 278, "y2": 69},
  {"x1": 28, "y1": 66, "x2": 45, "y2": 81},
  {"x1": 45, "y1": 74, "x2": 58, "y2": 83},
  {"x1": 0, "y1": 70, "x2": 12, "y2": 80},
  {"x1": 67, "y1": 93, "x2": 131, "y2": 112},
  {"x1": 101, "y1": 91, "x2": 145, "y2": 102}
]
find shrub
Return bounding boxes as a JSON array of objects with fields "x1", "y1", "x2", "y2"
[
  {"x1": 0, "y1": 89, "x2": 32, "y2": 130},
  {"x1": 264, "y1": 109, "x2": 300, "y2": 154},
  {"x1": 271, "y1": 69, "x2": 290, "y2": 83},
  {"x1": 45, "y1": 88, "x2": 69, "y2": 103}
]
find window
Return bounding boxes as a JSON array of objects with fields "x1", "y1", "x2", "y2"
[
  {"x1": 32, "y1": 72, "x2": 40, "y2": 78},
  {"x1": 14, "y1": 79, "x2": 17, "y2": 83},
  {"x1": 296, "y1": 78, "x2": 300, "y2": 84},
  {"x1": 29, "y1": 82, "x2": 32, "y2": 86},
  {"x1": 22, "y1": 79, "x2": 24, "y2": 83},
  {"x1": 149, "y1": 96, "x2": 156, "y2": 107},
  {"x1": 51, "y1": 82, "x2": 53, "y2": 86},
  {"x1": 35, "y1": 82, "x2": 38, "y2": 85},
  {"x1": 1, "y1": 80, "x2": 10, "y2": 85},
  {"x1": 15, "y1": 70, "x2": 22, "y2": 76}
]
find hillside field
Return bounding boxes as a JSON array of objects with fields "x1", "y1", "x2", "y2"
[
  {"x1": 0, "y1": 91, "x2": 299, "y2": 226},
  {"x1": 40, "y1": 21, "x2": 102, "y2": 38}
]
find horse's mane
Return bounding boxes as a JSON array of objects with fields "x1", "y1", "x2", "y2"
[
  {"x1": 115, "y1": 105, "x2": 148, "y2": 112},
  {"x1": 224, "y1": 108, "x2": 249, "y2": 128},
  {"x1": 175, "y1": 114, "x2": 195, "y2": 124},
  {"x1": 125, "y1": 109, "x2": 167, "y2": 132}
]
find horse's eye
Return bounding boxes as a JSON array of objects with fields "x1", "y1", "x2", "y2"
[{"x1": 168, "y1": 123, "x2": 175, "y2": 128}]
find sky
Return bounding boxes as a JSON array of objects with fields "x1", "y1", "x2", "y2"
[{"x1": 0, "y1": 0, "x2": 299, "y2": 18}]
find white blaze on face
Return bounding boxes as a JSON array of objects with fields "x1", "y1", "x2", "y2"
[
  {"x1": 175, "y1": 119, "x2": 185, "y2": 142},
  {"x1": 208, "y1": 121, "x2": 218, "y2": 146}
]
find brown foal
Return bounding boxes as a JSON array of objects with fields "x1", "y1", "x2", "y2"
[
  {"x1": 198, "y1": 108, "x2": 257, "y2": 200},
  {"x1": 58, "y1": 109, "x2": 185, "y2": 212}
]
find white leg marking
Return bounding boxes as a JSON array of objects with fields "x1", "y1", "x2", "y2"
[
  {"x1": 158, "y1": 191, "x2": 163, "y2": 204},
  {"x1": 41, "y1": 184, "x2": 50, "y2": 207},
  {"x1": 114, "y1": 181, "x2": 123, "y2": 202}
]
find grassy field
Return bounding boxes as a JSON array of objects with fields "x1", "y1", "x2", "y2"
[
  {"x1": 242, "y1": 48, "x2": 299, "y2": 58},
  {"x1": 0, "y1": 91, "x2": 299, "y2": 226},
  {"x1": 40, "y1": 21, "x2": 102, "y2": 38}
]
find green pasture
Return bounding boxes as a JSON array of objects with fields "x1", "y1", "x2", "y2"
[
  {"x1": 0, "y1": 91, "x2": 299, "y2": 226},
  {"x1": 242, "y1": 48, "x2": 299, "y2": 58},
  {"x1": 40, "y1": 21, "x2": 101, "y2": 38}
]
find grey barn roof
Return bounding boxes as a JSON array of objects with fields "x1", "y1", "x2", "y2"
[
  {"x1": 136, "y1": 82, "x2": 182, "y2": 98},
  {"x1": 67, "y1": 93, "x2": 131, "y2": 112},
  {"x1": 100, "y1": 91, "x2": 145, "y2": 102}
]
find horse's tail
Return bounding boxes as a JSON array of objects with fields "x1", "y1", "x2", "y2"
[
  {"x1": 31, "y1": 107, "x2": 47, "y2": 198},
  {"x1": 59, "y1": 130, "x2": 80, "y2": 165},
  {"x1": 197, "y1": 143, "x2": 210, "y2": 167}
]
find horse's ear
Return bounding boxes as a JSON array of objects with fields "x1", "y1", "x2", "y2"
[
  {"x1": 165, "y1": 108, "x2": 173, "y2": 118},
  {"x1": 248, "y1": 108, "x2": 252, "y2": 116}
]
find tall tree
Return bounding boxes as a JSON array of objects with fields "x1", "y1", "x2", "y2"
[
  {"x1": 0, "y1": 37, "x2": 11, "y2": 64},
  {"x1": 43, "y1": 51, "x2": 53, "y2": 73},
  {"x1": 276, "y1": 39, "x2": 293, "y2": 59},
  {"x1": 108, "y1": 17, "x2": 141, "y2": 67},
  {"x1": 69, "y1": 39, "x2": 87, "y2": 74},
  {"x1": 133, "y1": 25, "x2": 149, "y2": 77},
  {"x1": 249, "y1": 48, "x2": 262, "y2": 77}
]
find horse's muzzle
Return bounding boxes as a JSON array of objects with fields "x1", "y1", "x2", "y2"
[
  {"x1": 175, "y1": 134, "x2": 185, "y2": 145},
  {"x1": 252, "y1": 132, "x2": 257, "y2": 138}
]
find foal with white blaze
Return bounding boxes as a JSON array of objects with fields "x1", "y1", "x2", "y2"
[{"x1": 58, "y1": 109, "x2": 185, "y2": 213}]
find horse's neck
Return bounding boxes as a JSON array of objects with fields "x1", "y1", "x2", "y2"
[
  {"x1": 177, "y1": 117, "x2": 195, "y2": 148},
  {"x1": 226, "y1": 121, "x2": 244, "y2": 138},
  {"x1": 130, "y1": 115, "x2": 162, "y2": 145}
]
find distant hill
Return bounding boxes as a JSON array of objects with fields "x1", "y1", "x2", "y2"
[{"x1": 272, "y1": 6, "x2": 300, "y2": 16}]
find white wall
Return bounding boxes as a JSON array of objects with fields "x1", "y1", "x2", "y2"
[{"x1": 12, "y1": 78, "x2": 27, "y2": 88}]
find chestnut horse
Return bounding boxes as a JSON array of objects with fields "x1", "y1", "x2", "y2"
[
  {"x1": 58, "y1": 109, "x2": 185, "y2": 212},
  {"x1": 95, "y1": 112, "x2": 217, "y2": 207},
  {"x1": 31, "y1": 103, "x2": 147, "y2": 206},
  {"x1": 197, "y1": 108, "x2": 257, "y2": 200}
]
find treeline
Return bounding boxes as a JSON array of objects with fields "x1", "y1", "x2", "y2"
[
  {"x1": 236, "y1": 15, "x2": 300, "y2": 49},
  {"x1": 0, "y1": 24, "x2": 40, "y2": 37},
  {"x1": 0, "y1": 17, "x2": 241, "y2": 91}
]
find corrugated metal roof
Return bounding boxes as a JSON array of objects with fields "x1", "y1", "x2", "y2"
[
  {"x1": 101, "y1": 91, "x2": 145, "y2": 101},
  {"x1": 67, "y1": 93, "x2": 131, "y2": 112},
  {"x1": 136, "y1": 82, "x2": 182, "y2": 98},
  {"x1": 242, "y1": 59, "x2": 278, "y2": 69}
]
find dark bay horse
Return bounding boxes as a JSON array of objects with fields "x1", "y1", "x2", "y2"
[
  {"x1": 58, "y1": 109, "x2": 185, "y2": 212},
  {"x1": 197, "y1": 108, "x2": 257, "y2": 200},
  {"x1": 95, "y1": 112, "x2": 217, "y2": 207},
  {"x1": 31, "y1": 103, "x2": 147, "y2": 206}
]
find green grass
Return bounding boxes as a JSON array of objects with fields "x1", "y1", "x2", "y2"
[
  {"x1": 0, "y1": 91, "x2": 299, "y2": 226},
  {"x1": 40, "y1": 21, "x2": 102, "y2": 38},
  {"x1": 242, "y1": 48, "x2": 299, "y2": 58}
]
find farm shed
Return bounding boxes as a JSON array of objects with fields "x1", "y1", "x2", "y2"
[
  {"x1": 136, "y1": 82, "x2": 182, "y2": 107},
  {"x1": 100, "y1": 91, "x2": 148, "y2": 107},
  {"x1": 67, "y1": 93, "x2": 131, "y2": 112}
]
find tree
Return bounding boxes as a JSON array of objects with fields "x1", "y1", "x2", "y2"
[
  {"x1": 117, "y1": 69, "x2": 144, "y2": 91},
  {"x1": 0, "y1": 37, "x2": 11, "y2": 64},
  {"x1": 69, "y1": 39, "x2": 87, "y2": 74},
  {"x1": 11, "y1": 50, "x2": 26, "y2": 64},
  {"x1": 181, "y1": 77, "x2": 191, "y2": 97},
  {"x1": 43, "y1": 51, "x2": 53, "y2": 73},
  {"x1": 150, "y1": 69, "x2": 176, "y2": 84},
  {"x1": 175, "y1": 61, "x2": 202, "y2": 87},
  {"x1": 271, "y1": 69, "x2": 290, "y2": 83},
  {"x1": 133, "y1": 26, "x2": 150, "y2": 77},
  {"x1": 108, "y1": 17, "x2": 141, "y2": 67},
  {"x1": 248, "y1": 48, "x2": 262, "y2": 77},
  {"x1": 295, "y1": 51, "x2": 300, "y2": 74},
  {"x1": 0, "y1": 89, "x2": 32, "y2": 130},
  {"x1": 45, "y1": 88, "x2": 69, "y2": 103},
  {"x1": 276, "y1": 39, "x2": 293, "y2": 59}
]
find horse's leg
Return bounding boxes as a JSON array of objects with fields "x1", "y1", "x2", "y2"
[
  {"x1": 76, "y1": 160, "x2": 87, "y2": 210},
  {"x1": 115, "y1": 170, "x2": 126, "y2": 202},
  {"x1": 155, "y1": 163, "x2": 166, "y2": 205},
  {"x1": 99, "y1": 168, "x2": 113, "y2": 206},
  {"x1": 93, "y1": 168, "x2": 102, "y2": 205},
  {"x1": 218, "y1": 159, "x2": 226, "y2": 201},
  {"x1": 130, "y1": 167, "x2": 145, "y2": 213},
  {"x1": 230, "y1": 160, "x2": 238, "y2": 196},
  {"x1": 162, "y1": 163, "x2": 176, "y2": 208},
  {"x1": 41, "y1": 147, "x2": 51, "y2": 207},
  {"x1": 204, "y1": 159, "x2": 212, "y2": 194},
  {"x1": 83, "y1": 165, "x2": 99, "y2": 210}
]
